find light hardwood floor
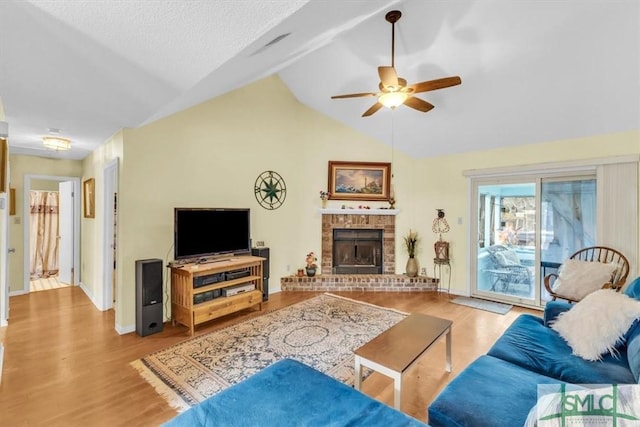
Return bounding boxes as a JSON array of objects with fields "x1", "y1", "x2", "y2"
[
  {"x1": 29, "y1": 275, "x2": 71, "y2": 293},
  {"x1": 0, "y1": 286, "x2": 538, "y2": 426}
]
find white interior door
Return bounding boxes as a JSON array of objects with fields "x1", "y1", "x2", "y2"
[
  {"x1": 58, "y1": 181, "x2": 74, "y2": 284},
  {"x1": 1, "y1": 192, "x2": 9, "y2": 325}
]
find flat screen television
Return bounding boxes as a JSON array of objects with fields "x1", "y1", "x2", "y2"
[{"x1": 174, "y1": 208, "x2": 251, "y2": 262}]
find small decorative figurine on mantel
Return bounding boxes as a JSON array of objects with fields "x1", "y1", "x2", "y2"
[
  {"x1": 388, "y1": 185, "x2": 396, "y2": 209},
  {"x1": 432, "y1": 209, "x2": 451, "y2": 261}
]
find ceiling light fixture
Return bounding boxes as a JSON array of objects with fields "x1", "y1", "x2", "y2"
[
  {"x1": 42, "y1": 136, "x2": 71, "y2": 151},
  {"x1": 379, "y1": 92, "x2": 408, "y2": 109}
]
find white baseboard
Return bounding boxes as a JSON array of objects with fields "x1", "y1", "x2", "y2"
[
  {"x1": 116, "y1": 323, "x2": 135, "y2": 335},
  {"x1": 9, "y1": 289, "x2": 28, "y2": 297},
  {"x1": 80, "y1": 282, "x2": 132, "y2": 333},
  {"x1": 79, "y1": 281, "x2": 102, "y2": 310},
  {"x1": 0, "y1": 343, "x2": 4, "y2": 385},
  {"x1": 447, "y1": 288, "x2": 469, "y2": 297}
]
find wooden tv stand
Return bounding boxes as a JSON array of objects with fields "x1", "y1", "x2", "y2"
[{"x1": 170, "y1": 256, "x2": 265, "y2": 335}]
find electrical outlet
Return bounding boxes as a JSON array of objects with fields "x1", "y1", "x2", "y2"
[
  {"x1": 457, "y1": 217, "x2": 463, "y2": 225},
  {"x1": 256, "y1": 240, "x2": 265, "y2": 247},
  {"x1": 286, "y1": 264, "x2": 290, "y2": 272},
  {"x1": 14, "y1": 216, "x2": 20, "y2": 225}
]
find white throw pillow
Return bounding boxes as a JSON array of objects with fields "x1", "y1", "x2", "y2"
[
  {"x1": 551, "y1": 289, "x2": 640, "y2": 361},
  {"x1": 552, "y1": 259, "x2": 617, "y2": 300}
]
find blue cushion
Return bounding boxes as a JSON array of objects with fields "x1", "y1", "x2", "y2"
[
  {"x1": 626, "y1": 321, "x2": 640, "y2": 383},
  {"x1": 488, "y1": 314, "x2": 636, "y2": 384},
  {"x1": 428, "y1": 355, "x2": 565, "y2": 427},
  {"x1": 164, "y1": 358, "x2": 427, "y2": 427},
  {"x1": 624, "y1": 276, "x2": 640, "y2": 300},
  {"x1": 620, "y1": 277, "x2": 640, "y2": 367},
  {"x1": 543, "y1": 300, "x2": 573, "y2": 325}
]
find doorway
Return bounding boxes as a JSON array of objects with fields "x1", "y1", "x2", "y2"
[
  {"x1": 102, "y1": 159, "x2": 118, "y2": 311},
  {"x1": 27, "y1": 186, "x2": 69, "y2": 292},
  {"x1": 22, "y1": 175, "x2": 80, "y2": 294}
]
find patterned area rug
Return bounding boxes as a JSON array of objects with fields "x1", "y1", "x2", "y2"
[{"x1": 131, "y1": 293, "x2": 406, "y2": 411}]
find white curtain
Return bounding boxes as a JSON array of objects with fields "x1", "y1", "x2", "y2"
[
  {"x1": 597, "y1": 162, "x2": 638, "y2": 280},
  {"x1": 29, "y1": 191, "x2": 59, "y2": 279}
]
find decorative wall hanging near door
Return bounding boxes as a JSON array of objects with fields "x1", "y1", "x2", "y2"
[{"x1": 432, "y1": 209, "x2": 450, "y2": 261}]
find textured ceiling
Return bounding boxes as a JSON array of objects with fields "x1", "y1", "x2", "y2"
[{"x1": 0, "y1": 0, "x2": 638, "y2": 160}]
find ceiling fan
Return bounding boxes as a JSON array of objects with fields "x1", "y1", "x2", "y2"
[{"x1": 331, "y1": 10, "x2": 461, "y2": 117}]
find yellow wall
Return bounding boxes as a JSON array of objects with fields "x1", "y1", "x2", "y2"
[
  {"x1": 114, "y1": 75, "x2": 410, "y2": 329},
  {"x1": 7, "y1": 155, "x2": 82, "y2": 292},
  {"x1": 413, "y1": 130, "x2": 640, "y2": 293},
  {"x1": 31, "y1": 179, "x2": 60, "y2": 191},
  {"x1": 75, "y1": 73, "x2": 639, "y2": 331}
]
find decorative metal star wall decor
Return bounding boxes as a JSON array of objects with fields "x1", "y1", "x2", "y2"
[{"x1": 254, "y1": 170, "x2": 287, "y2": 210}]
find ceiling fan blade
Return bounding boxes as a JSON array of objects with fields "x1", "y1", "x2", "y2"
[
  {"x1": 378, "y1": 66, "x2": 399, "y2": 88},
  {"x1": 410, "y1": 76, "x2": 462, "y2": 94},
  {"x1": 404, "y1": 97, "x2": 435, "y2": 113},
  {"x1": 362, "y1": 102, "x2": 384, "y2": 117},
  {"x1": 331, "y1": 92, "x2": 378, "y2": 99}
]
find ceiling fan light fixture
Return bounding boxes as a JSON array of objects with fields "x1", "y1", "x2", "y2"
[
  {"x1": 330, "y1": 9, "x2": 461, "y2": 116},
  {"x1": 379, "y1": 92, "x2": 407, "y2": 109},
  {"x1": 42, "y1": 136, "x2": 71, "y2": 151}
]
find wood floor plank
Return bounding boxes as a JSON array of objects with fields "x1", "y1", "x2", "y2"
[{"x1": 0, "y1": 287, "x2": 537, "y2": 426}]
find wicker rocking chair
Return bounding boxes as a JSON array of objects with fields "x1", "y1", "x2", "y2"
[{"x1": 543, "y1": 246, "x2": 629, "y2": 303}]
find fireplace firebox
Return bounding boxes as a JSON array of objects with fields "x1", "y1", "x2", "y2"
[{"x1": 332, "y1": 229, "x2": 383, "y2": 274}]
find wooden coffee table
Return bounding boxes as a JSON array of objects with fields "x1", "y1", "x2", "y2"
[{"x1": 354, "y1": 313, "x2": 452, "y2": 410}]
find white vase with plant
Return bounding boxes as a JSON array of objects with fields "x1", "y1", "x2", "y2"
[{"x1": 319, "y1": 190, "x2": 330, "y2": 209}]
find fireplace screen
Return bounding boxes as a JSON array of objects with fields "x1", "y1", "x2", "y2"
[{"x1": 332, "y1": 229, "x2": 383, "y2": 274}]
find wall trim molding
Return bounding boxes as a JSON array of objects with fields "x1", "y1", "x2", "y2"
[{"x1": 463, "y1": 155, "x2": 640, "y2": 178}]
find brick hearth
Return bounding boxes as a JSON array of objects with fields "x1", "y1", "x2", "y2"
[
  {"x1": 280, "y1": 209, "x2": 438, "y2": 292},
  {"x1": 281, "y1": 274, "x2": 438, "y2": 292}
]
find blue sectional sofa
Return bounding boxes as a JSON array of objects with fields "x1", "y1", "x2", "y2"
[
  {"x1": 428, "y1": 278, "x2": 640, "y2": 427},
  {"x1": 164, "y1": 358, "x2": 427, "y2": 426}
]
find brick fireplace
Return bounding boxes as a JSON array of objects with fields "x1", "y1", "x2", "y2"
[
  {"x1": 321, "y1": 212, "x2": 395, "y2": 275},
  {"x1": 332, "y1": 228, "x2": 383, "y2": 274},
  {"x1": 281, "y1": 209, "x2": 438, "y2": 292}
]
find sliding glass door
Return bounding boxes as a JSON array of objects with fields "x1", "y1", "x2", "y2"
[
  {"x1": 472, "y1": 175, "x2": 596, "y2": 308},
  {"x1": 539, "y1": 178, "x2": 596, "y2": 302},
  {"x1": 475, "y1": 180, "x2": 537, "y2": 305}
]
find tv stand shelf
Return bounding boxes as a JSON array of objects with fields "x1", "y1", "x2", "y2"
[
  {"x1": 192, "y1": 275, "x2": 261, "y2": 295},
  {"x1": 170, "y1": 256, "x2": 265, "y2": 335}
]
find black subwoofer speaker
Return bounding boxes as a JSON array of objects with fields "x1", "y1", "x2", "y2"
[
  {"x1": 135, "y1": 258, "x2": 164, "y2": 336},
  {"x1": 251, "y1": 247, "x2": 269, "y2": 301}
]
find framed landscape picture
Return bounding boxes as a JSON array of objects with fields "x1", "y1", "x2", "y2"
[
  {"x1": 328, "y1": 161, "x2": 391, "y2": 201},
  {"x1": 83, "y1": 178, "x2": 95, "y2": 218}
]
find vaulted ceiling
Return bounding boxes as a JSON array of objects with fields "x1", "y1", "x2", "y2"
[{"x1": 1, "y1": 0, "x2": 638, "y2": 160}]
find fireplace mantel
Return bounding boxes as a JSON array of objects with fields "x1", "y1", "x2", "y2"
[{"x1": 318, "y1": 208, "x2": 400, "y2": 216}]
